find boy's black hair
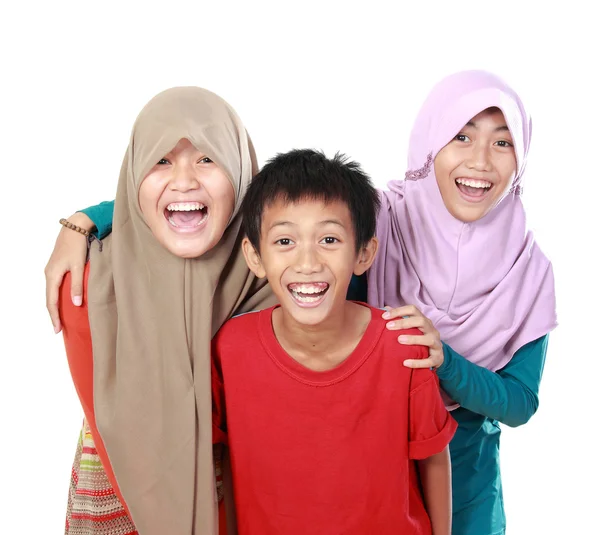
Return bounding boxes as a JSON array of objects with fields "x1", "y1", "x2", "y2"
[{"x1": 242, "y1": 149, "x2": 380, "y2": 253}]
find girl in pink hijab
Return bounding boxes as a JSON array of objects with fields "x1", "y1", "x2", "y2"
[{"x1": 367, "y1": 70, "x2": 557, "y2": 534}]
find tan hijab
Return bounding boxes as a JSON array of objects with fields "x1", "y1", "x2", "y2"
[{"x1": 87, "y1": 87, "x2": 275, "y2": 535}]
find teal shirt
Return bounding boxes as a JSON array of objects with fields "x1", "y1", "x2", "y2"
[
  {"x1": 80, "y1": 200, "x2": 114, "y2": 239},
  {"x1": 439, "y1": 336, "x2": 548, "y2": 535},
  {"x1": 81, "y1": 202, "x2": 549, "y2": 535}
]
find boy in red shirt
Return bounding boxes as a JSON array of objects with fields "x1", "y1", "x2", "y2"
[{"x1": 211, "y1": 149, "x2": 457, "y2": 534}]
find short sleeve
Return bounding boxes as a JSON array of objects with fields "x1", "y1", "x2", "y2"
[
  {"x1": 408, "y1": 370, "x2": 457, "y2": 460},
  {"x1": 211, "y1": 336, "x2": 228, "y2": 446},
  {"x1": 80, "y1": 200, "x2": 114, "y2": 239}
]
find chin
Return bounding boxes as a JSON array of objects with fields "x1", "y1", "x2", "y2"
[
  {"x1": 291, "y1": 310, "x2": 330, "y2": 327},
  {"x1": 453, "y1": 211, "x2": 481, "y2": 223},
  {"x1": 450, "y1": 204, "x2": 490, "y2": 223},
  {"x1": 164, "y1": 240, "x2": 212, "y2": 259}
]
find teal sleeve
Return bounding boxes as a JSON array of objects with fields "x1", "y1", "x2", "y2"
[
  {"x1": 437, "y1": 335, "x2": 549, "y2": 427},
  {"x1": 79, "y1": 200, "x2": 115, "y2": 239}
]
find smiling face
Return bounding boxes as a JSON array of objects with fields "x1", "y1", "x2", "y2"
[
  {"x1": 434, "y1": 107, "x2": 517, "y2": 222},
  {"x1": 138, "y1": 138, "x2": 235, "y2": 258},
  {"x1": 242, "y1": 197, "x2": 377, "y2": 327}
]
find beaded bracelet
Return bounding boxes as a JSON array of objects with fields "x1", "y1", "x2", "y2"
[
  {"x1": 59, "y1": 218, "x2": 91, "y2": 237},
  {"x1": 59, "y1": 218, "x2": 104, "y2": 252}
]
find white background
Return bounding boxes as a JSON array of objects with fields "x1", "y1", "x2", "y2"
[{"x1": 1, "y1": 1, "x2": 597, "y2": 532}]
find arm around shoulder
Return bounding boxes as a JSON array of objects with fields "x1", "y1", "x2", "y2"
[{"x1": 437, "y1": 335, "x2": 550, "y2": 426}]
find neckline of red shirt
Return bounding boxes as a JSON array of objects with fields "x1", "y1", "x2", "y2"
[{"x1": 257, "y1": 303, "x2": 386, "y2": 386}]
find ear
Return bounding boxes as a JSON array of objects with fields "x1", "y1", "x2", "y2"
[
  {"x1": 242, "y1": 237, "x2": 267, "y2": 278},
  {"x1": 354, "y1": 237, "x2": 378, "y2": 276}
]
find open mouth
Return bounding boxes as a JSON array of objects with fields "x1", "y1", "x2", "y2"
[
  {"x1": 455, "y1": 178, "x2": 492, "y2": 201},
  {"x1": 165, "y1": 202, "x2": 208, "y2": 229},
  {"x1": 287, "y1": 282, "x2": 330, "y2": 305}
]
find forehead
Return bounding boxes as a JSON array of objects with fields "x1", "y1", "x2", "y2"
[
  {"x1": 165, "y1": 138, "x2": 201, "y2": 154},
  {"x1": 262, "y1": 197, "x2": 352, "y2": 224},
  {"x1": 466, "y1": 107, "x2": 508, "y2": 127}
]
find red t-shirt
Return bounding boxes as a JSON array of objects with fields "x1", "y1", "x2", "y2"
[{"x1": 211, "y1": 304, "x2": 457, "y2": 535}]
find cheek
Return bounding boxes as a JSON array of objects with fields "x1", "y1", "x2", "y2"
[
  {"x1": 497, "y1": 156, "x2": 517, "y2": 189},
  {"x1": 138, "y1": 172, "x2": 167, "y2": 219},
  {"x1": 213, "y1": 177, "x2": 236, "y2": 219},
  {"x1": 433, "y1": 156, "x2": 453, "y2": 191}
]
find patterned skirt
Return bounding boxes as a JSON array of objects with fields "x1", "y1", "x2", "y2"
[
  {"x1": 65, "y1": 420, "x2": 225, "y2": 535},
  {"x1": 65, "y1": 420, "x2": 138, "y2": 535}
]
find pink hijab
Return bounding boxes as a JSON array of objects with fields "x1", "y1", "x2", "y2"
[{"x1": 368, "y1": 70, "x2": 557, "y2": 380}]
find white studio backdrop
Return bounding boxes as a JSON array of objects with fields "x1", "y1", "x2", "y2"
[{"x1": 1, "y1": 1, "x2": 597, "y2": 532}]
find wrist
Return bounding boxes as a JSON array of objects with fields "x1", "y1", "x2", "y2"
[
  {"x1": 68, "y1": 211, "x2": 96, "y2": 232},
  {"x1": 435, "y1": 344, "x2": 452, "y2": 378}
]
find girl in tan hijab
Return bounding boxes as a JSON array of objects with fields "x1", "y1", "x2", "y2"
[{"x1": 59, "y1": 86, "x2": 275, "y2": 535}]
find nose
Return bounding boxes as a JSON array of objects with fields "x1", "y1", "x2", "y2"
[
  {"x1": 466, "y1": 139, "x2": 492, "y2": 172},
  {"x1": 169, "y1": 162, "x2": 201, "y2": 192},
  {"x1": 294, "y1": 244, "x2": 323, "y2": 275}
]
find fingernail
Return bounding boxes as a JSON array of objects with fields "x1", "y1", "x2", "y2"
[
  {"x1": 398, "y1": 335, "x2": 408, "y2": 343},
  {"x1": 386, "y1": 321, "x2": 395, "y2": 328},
  {"x1": 72, "y1": 296, "x2": 82, "y2": 306},
  {"x1": 54, "y1": 323, "x2": 61, "y2": 334},
  {"x1": 382, "y1": 312, "x2": 390, "y2": 319}
]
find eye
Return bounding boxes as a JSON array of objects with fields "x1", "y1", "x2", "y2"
[
  {"x1": 198, "y1": 157, "x2": 213, "y2": 164},
  {"x1": 157, "y1": 158, "x2": 170, "y2": 165},
  {"x1": 495, "y1": 140, "x2": 514, "y2": 148},
  {"x1": 455, "y1": 134, "x2": 470, "y2": 143},
  {"x1": 321, "y1": 237, "x2": 339, "y2": 245},
  {"x1": 275, "y1": 238, "x2": 293, "y2": 246}
]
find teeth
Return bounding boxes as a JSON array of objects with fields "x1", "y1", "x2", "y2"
[
  {"x1": 290, "y1": 284, "x2": 327, "y2": 294},
  {"x1": 456, "y1": 178, "x2": 492, "y2": 189},
  {"x1": 167, "y1": 202, "x2": 205, "y2": 211},
  {"x1": 294, "y1": 294, "x2": 322, "y2": 303}
]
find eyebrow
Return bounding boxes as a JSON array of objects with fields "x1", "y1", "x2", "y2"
[
  {"x1": 267, "y1": 219, "x2": 346, "y2": 232},
  {"x1": 465, "y1": 120, "x2": 510, "y2": 133}
]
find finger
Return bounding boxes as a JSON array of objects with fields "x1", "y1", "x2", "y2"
[
  {"x1": 397, "y1": 333, "x2": 436, "y2": 346},
  {"x1": 394, "y1": 304, "x2": 420, "y2": 317},
  {"x1": 382, "y1": 304, "x2": 420, "y2": 320},
  {"x1": 46, "y1": 274, "x2": 62, "y2": 333},
  {"x1": 403, "y1": 358, "x2": 436, "y2": 369},
  {"x1": 386, "y1": 317, "x2": 427, "y2": 332},
  {"x1": 70, "y1": 266, "x2": 84, "y2": 306}
]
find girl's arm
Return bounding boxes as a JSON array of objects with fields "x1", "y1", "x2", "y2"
[
  {"x1": 45, "y1": 200, "x2": 115, "y2": 333},
  {"x1": 367, "y1": 289, "x2": 549, "y2": 427},
  {"x1": 437, "y1": 336, "x2": 549, "y2": 426}
]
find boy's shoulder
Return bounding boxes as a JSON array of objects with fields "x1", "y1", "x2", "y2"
[
  {"x1": 213, "y1": 307, "x2": 269, "y2": 348},
  {"x1": 363, "y1": 305, "x2": 425, "y2": 350},
  {"x1": 363, "y1": 306, "x2": 436, "y2": 393}
]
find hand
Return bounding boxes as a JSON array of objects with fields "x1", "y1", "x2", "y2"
[
  {"x1": 382, "y1": 305, "x2": 444, "y2": 369},
  {"x1": 44, "y1": 212, "x2": 94, "y2": 333}
]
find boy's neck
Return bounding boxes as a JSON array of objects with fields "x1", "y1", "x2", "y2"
[{"x1": 272, "y1": 301, "x2": 371, "y2": 372}]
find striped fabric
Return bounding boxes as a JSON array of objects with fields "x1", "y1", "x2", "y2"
[
  {"x1": 65, "y1": 420, "x2": 225, "y2": 535},
  {"x1": 65, "y1": 420, "x2": 138, "y2": 535}
]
